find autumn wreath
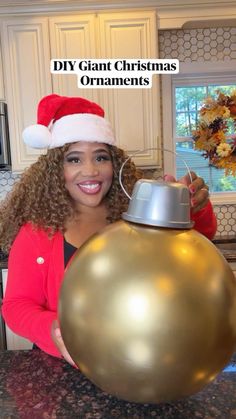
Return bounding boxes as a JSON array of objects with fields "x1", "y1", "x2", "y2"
[{"x1": 192, "y1": 90, "x2": 236, "y2": 176}]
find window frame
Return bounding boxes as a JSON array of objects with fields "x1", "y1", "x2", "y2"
[{"x1": 162, "y1": 60, "x2": 236, "y2": 204}]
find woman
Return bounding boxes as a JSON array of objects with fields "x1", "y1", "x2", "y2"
[{"x1": 0, "y1": 94, "x2": 217, "y2": 366}]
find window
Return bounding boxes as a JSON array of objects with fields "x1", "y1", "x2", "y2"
[
  {"x1": 162, "y1": 61, "x2": 236, "y2": 204},
  {"x1": 175, "y1": 84, "x2": 236, "y2": 193}
]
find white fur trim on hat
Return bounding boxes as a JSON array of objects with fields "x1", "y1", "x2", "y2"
[
  {"x1": 50, "y1": 113, "x2": 115, "y2": 148},
  {"x1": 23, "y1": 113, "x2": 115, "y2": 149}
]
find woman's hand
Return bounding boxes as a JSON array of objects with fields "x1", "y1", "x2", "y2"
[
  {"x1": 51, "y1": 319, "x2": 76, "y2": 367},
  {"x1": 164, "y1": 171, "x2": 209, "y2": 214}
]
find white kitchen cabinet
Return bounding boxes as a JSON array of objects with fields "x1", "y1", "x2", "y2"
[
  {"x1": 1, "y1": 10, "x2": 160, "y2": 171},
  {"x1": 49, "y1": 11, "x2": 161, "y2": 167},
  {"x1": 49, "y1": 14, "x2": 99, "y2": 104},
  {"x1": 1, "y1": 17, "x2": 52, "y2": 172},
  {"x1": 229, "y1": 262, "x2": 236, "y2": 278},
  {"x1": 0, "y1": 45, "x2": 5, "y2": 100},
  {"x1": 98, "y1": 11, "x2": 160, "y2": 167},
  {"x1": 2, "y1": 269, "x2": 32, "y2": 350}
]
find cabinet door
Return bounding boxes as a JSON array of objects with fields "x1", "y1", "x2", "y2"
[
  {"x1": 98, "y1": 11, "x2": 161, "y2": 167},
  {"x1": 1, "y1": 17, "x2": 52, "y2": 171},
  {"x1": 0, "y1": 46, "x2": 5, "y2": 100},
  {"x1": 229, "y1": 262, "x2": 236, "y2": 277},
  {"x1": 2, "y1": 269, "x2": 32, "y2": 350},
  {"x1": 49, "y1": 14, "x2": 99, "y2": 103}
]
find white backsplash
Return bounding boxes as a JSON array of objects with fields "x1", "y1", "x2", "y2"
[
  {"x1": 159, "y1": 26, "x2": 236, "y2": 62},
  {"x1": 0, "y1": 171, "x2": 20, "y2": 200}
]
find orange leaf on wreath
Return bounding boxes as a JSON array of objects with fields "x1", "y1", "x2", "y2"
[{"x1": 229, "y1": 104, "x2": 236, "y2": 116}]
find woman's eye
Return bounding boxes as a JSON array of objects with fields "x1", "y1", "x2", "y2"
[
  {"x1": 65, "y1": 156, "x2": 81, "y2": 163},
  {"x1": 96, "y1": 155, "x2": 111, "y2": 162}
]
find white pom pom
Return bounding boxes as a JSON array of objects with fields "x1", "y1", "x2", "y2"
[{"x1": 22, "y1": 124, "x2": 52, "y2": 149}]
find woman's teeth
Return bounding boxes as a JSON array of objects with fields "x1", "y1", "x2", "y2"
[
  {"x1": 78, "y1": 183, "x2": 101, "y2": 193},
  {"x1": 81, "y1": 184, "x2": 98, "y2": 190}
]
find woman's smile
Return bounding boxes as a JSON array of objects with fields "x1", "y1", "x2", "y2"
[{"x1": 77, "y1": 180, "x2": 102, "y2": 195}]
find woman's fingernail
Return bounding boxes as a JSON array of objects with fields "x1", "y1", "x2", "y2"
[
  {"x1": 55, "y1": 328, "x2": 61, "y2": 338},
  {"x1": 163, "y1": 174, "x2": 176, "y2": 182},
  {"x1": 190, "y1": 187, "x2": 195, "y2": 194}
]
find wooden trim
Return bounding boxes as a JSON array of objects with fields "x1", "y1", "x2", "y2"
[{"x1": 0, "y1": 1, "x2": 236, "y2": 32}]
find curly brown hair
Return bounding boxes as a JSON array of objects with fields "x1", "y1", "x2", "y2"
[{"x1": 0, "y1": 144, "x2": 142, "y2": 252}]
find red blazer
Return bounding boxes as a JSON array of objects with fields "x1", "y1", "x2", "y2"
[{"x1": 1, "y1": 201, "x2": 217, "y2": 358}]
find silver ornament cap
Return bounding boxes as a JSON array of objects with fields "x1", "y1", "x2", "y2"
[{"x1": 122, "y1": 179, "x2": 194, "y2": 229}]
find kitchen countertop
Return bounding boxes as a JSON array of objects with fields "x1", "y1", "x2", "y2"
[
  {"x1": 0, "y1": 260, "x2": 7, "y2": 269},
  {"x1": 0, "y1": 349, "x2": 235, "y2": 419},
  {"x1": 0, "y1": 250, "x2": 8, "y2": 270},
  {"x1": 212, "y1": 235, "x2": 236, "y2": 263}
]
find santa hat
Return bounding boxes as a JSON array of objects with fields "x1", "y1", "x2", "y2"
[{"x1": 22, "y1": 94, "x2": 115, "y2": 149}]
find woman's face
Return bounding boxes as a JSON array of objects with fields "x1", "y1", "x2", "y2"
[{"x1": 63, "y1": 141, "x2": 113, "y2": 208}]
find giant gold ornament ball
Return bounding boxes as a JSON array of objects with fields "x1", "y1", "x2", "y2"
[{"x1": 59, "y1": 220, "x2": 236, "y2": 404}]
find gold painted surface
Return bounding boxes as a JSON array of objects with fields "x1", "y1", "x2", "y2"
[{"x1": 59, "y1": 221, "x2": 236, "y2": 404}]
